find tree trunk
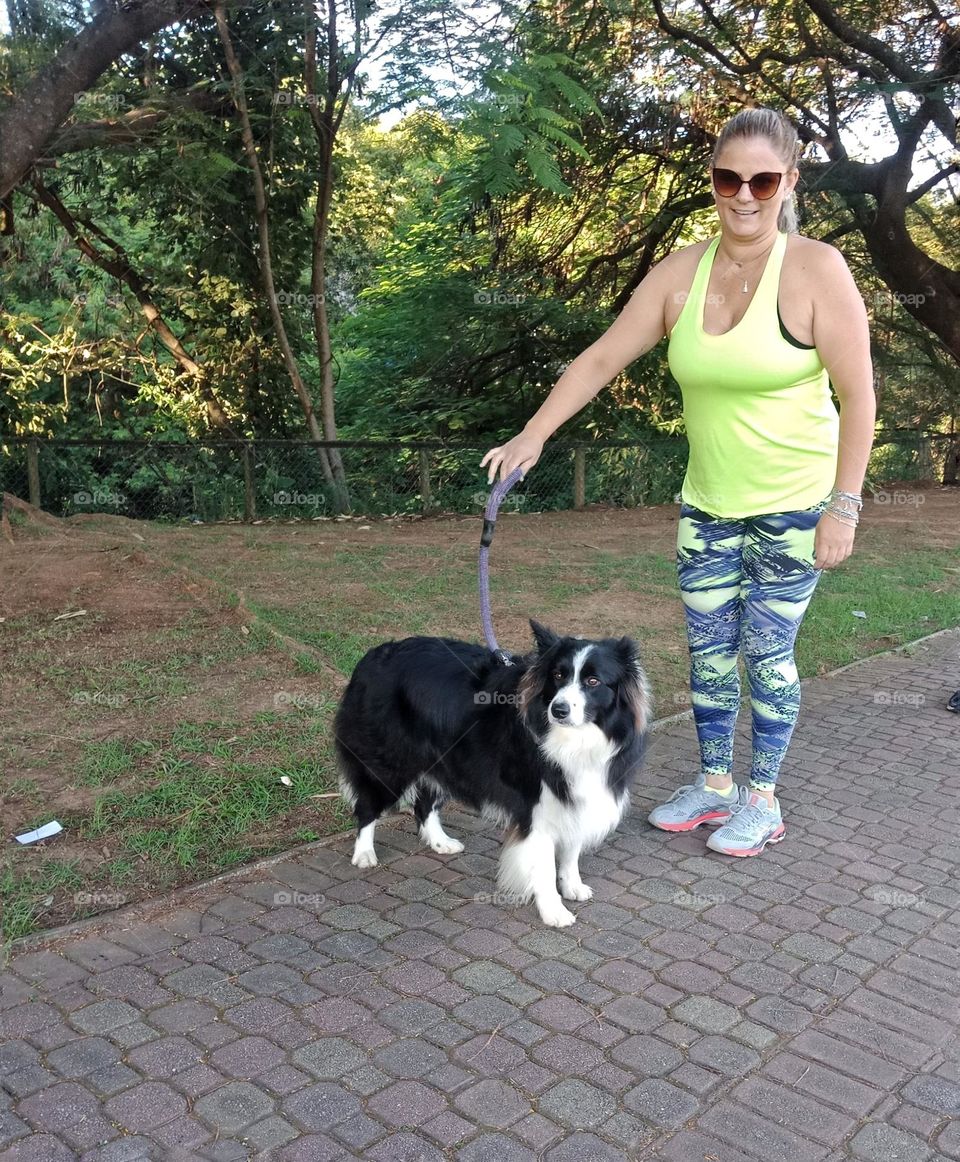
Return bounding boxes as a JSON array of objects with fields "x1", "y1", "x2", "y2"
[
  {"x1": 214, "y1": 2, "x2": 343, "y2": 506},
  {"x1": 0, "y1": 0, "x2": 205, "y2": 200}
]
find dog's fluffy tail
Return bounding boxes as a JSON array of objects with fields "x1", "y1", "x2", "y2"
[{"x1": 497, "y1": 827, "x2": 553, "y2": 905}]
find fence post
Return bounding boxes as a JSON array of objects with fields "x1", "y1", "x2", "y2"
[
  {"x1": 419, "y1": 449, "x2": 433, "y2": 514},
  {"x1": 918, "y1": 435, "x2": 934, "y2": 481},
  {"x1": 26, "y1": 439, "x2": 41, "y2": 508},
  {"x1": 573, "y1": 447, "x2": 585, "y2": 510},
  {"x1": 242, "y1": 442, "x2": 257, "y2": 521}
]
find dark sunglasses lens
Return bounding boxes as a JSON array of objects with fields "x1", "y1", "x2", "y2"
[
  {"x1": 712, "y1": 169, "x2": 741, "y2": 197},
  {"x1": 749, "y1": 172, "x2": 781, "y2": 199}
]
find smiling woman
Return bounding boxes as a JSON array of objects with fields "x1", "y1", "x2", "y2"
[{"x1": 482, "y1": 105, "x2": 877, "y2": 859}]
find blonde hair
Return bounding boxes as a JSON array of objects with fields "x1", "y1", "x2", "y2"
[{"x1": 712, "y1": 108, "x2": 801, "y2": 233}]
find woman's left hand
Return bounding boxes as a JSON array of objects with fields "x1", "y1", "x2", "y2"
[{"x1": 814, "y1": 512, "x2": 857, "y2": 569}]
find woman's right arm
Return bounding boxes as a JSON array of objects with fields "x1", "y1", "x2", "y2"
[{"x1": 480, "y1": 257, "x2": 675, "y2": 482}]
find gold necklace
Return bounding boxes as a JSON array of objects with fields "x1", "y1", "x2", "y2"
[{"x1": 719, "y1": 241, "x2": 776, "y2": 294}]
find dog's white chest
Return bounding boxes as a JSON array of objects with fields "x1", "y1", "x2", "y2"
[{"x1": 536, "y1": 724, "x2": 626, "y2": 849}]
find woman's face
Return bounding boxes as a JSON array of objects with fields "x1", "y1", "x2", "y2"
[{"x1": 711, "y1": 137, "x2": 798, "y2": 239}]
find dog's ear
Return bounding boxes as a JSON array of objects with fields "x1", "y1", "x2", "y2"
[
  {"x1": 529, "y1": 619, "x2": 559, "y2": 653},
  {"x1": 617, "y1": 636, "x2": 652, "y2": 733}
]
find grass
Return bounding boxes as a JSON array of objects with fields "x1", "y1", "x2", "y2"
[{"x1": 2, "y1": 510, "x2": 957, "y2": 949}]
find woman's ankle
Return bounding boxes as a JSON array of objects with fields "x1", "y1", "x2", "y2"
[{"x1": 704, "y1": 772, "x2": 734, "y2": 791}]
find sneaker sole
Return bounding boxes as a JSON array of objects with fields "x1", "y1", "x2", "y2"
[
  {"x1": 707, "y1": 823, "x2": 786, "y2": 857},
  {"x1": 649, "y1": 809, "x2": 733, "y2": 833}
]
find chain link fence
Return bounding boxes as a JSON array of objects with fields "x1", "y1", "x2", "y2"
[{"x1": 0, "y1": 432, "x2": 955, "y2": 522}]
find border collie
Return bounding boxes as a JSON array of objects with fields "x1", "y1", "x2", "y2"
[{"x1": 335, "y1": 621, "x2": 650, "y2": 927}]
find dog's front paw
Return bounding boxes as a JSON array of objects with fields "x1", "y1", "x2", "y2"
[
  {"x1": 560, "y1": 881, "x2": 593, "y2": 902},
  {"x1": 538, "y1": 898, "x2": 576, "y2": 927},
  {"x1": 351, "y1": 849, "x2": 378, "y2": 868},
  {"x1": 429, "y1": 837, "x2": 464, "y2": 855}
]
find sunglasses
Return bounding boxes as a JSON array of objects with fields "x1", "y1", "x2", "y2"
[{"x1": 711, "y1": 167, "x2": 784, "y2": 200}]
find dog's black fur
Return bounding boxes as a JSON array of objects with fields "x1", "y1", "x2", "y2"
[{"x1": 335, "y1": 620, "x2": 651, "y2": 926}]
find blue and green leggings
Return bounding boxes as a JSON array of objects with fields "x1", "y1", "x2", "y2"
[{"x1": 677, "y1": 498, "x2": 828, "y2": 790}]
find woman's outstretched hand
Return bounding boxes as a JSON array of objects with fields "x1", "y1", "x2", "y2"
[{"x1": 480, "y1": 431, "x2": 545, "y2": 484}]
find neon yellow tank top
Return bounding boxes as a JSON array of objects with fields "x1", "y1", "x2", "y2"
[{"x1": 666, "y1": 230, "x2": 839, "y2": 518}]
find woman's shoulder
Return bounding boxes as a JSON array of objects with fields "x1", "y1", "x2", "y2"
[{"x1": 785, "y1": 232, "x2": 850, "y2": 269}]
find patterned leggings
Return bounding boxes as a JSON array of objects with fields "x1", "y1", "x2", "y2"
[{"x1": 676, "y1": 498, "x2": 828, "y2": 790}]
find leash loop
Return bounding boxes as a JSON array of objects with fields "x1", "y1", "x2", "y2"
[{"x1": 479, "y1": 465, "x2": 524, "y2": 662}]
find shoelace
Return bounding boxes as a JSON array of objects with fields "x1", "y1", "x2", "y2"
[{"x1": 723, "y1": 799, "x2": 775, "y2": 839}]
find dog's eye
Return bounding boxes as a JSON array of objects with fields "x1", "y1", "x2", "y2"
[
  {"x1": 585, "y1": 677, "x2": 601, "y2": 687},
  {"x1": 553, "y1": 670, "x2": 564, "y2": 682}
]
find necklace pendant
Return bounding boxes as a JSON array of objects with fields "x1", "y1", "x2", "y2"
[{"x1": 742, "y1": 279, "x2": 748, "y2": 293}]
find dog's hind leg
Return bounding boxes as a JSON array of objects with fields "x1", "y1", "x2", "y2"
[
  {"x1": 350, "y1": 783, "x2": 400, "y2": 869},
  {"x1": 414, "y1": 782, "x2": 464, "y2": 855}
]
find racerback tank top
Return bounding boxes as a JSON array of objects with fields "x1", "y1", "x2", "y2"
[{"x1": 666, "y1": 230, "x2": 839, "y2": 518}]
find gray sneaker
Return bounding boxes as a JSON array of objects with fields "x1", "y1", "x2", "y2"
[
  {"x1": 648, "y1": 777, "x2": 745, "y2": 832},
  {"x1": 706, "y1": 790, "x2": 786, "y2": 857}
]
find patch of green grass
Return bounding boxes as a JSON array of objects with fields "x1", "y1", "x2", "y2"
[
  {"x1": 798, "y1": 548, "x2": 960, "y2": 674},
  {"x1": 1, "y1": 859, "x2": 85, "y2": 948},
  {"x1": 80, "y1": 739, "x2": 146, "y2": 786}
]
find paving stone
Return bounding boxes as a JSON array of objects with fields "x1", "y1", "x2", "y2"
[
  {"x1": 538, "y1": 1079, "x2": 616, "y2": 1129},
  {"x1": 366, "y1": 1079, "x2": 447, "y2": 1127},
  {"x1": 69, "y1": 1000, "x2": 141, "y2": 1035},
  {"x1": 544, "y1": 1131, "x2": 630, "y2": 1160},
  {"x1": 239, "y1": 1113, "x2": 300, "y2": 1152},
  {"x1": 624, "y1": 1077, "x2": 700, "y2": 1129},
  {"x1": 288, "y1": 1035, "x2": 367, "y2": 1079},
  {"x1": 732, "y1": 1077, "x2": 857, "y2": 1146},
  {"x1": 458, "y1": 1132, "x2": 536, "y2": 1161},
  {"x1": 688, "y1": 1034, "x2": 761, "y2": 1076},
  {"x1": 453, "y1": 1079, "x2": 530, "y2": 1128},
  {"x1": 672, "y1": 995, "x2": 741, "y2": 1033},
  {"x1": 610, "y1": 1034, "x2": 684, "y2": 1075},
  {"x1": 103, "y1": 1081, "x2": 188, "y2": 1132},
  {"x1": 849, "y1": 1122, "x2": 933, "y2": 1161},
  {"x1": 282, "y1": 1081, "x2": 362, "y2": 1130},
  {"x1": 374, "y1": 1037, "x2": 447, "y2": 1078},
  {"x1": 902, "y1": 1074, "x2": 960, "y2": 1115},
  {"x1": 0, "y1": 1132, "x2": 81, "y2": 1160},
  {"x1": 47, "y1": 1036, "x2": 122, "y2": 1079},
  {"x1": 700, "y1": 1099, "x2": 831, "y2": 1160}
]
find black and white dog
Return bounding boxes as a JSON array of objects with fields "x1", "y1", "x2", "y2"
[{"x1": 335, "y1": 621, "x2": 650, "y2": 927}]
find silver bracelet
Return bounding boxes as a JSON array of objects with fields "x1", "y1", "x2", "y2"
[
  {"x1": 825, "y1": 505, "x2": 859, "y2": 527},
  {"x1": 830, "y1": 489, "x2": 863, "y2": 511}
]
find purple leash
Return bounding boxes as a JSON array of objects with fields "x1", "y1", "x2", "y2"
[{"x1": 479, "y1": 465, "x2": 524, "y2": 664}]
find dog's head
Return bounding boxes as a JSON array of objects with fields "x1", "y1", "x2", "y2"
[{"x1": 518, "y1": 619, "x2": 651, "y2": 736}]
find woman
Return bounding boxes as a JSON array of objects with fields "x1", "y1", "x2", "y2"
[{"x1": 480, "y1": 107, "x2": 875, "y2": 857}]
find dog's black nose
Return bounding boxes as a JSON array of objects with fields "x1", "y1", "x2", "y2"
[{"x1": 552, "y1": 700, "x2": 570, "y2": 720}]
